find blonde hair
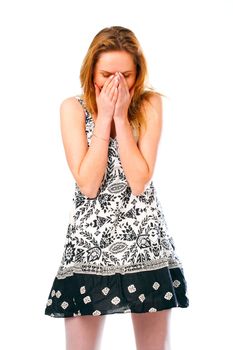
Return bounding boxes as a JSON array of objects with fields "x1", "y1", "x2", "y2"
[{"x1": 79, "y1": 26, "x2": 166, "y2": 136}]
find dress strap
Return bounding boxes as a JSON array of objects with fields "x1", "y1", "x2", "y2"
[
  {"x1": 74, "y1": 95, "x2": 94, "y2": 134},
  {"x1": 74, "y1": 95, "x2": 88, "y2": 112}
]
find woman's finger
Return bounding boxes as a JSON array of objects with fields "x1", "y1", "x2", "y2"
[
  {"x1": 118, "y1": 72, "x2": 128, "y2": 92},
  {"x1": 107, "y1": 75, "x2": 119, "y2": 92},
  {"x1": 101, "y1": 74, "x2": 115, "y2": 93},
  {"x1": 109, "y1": 79, "x2": 119, "y2": 100}
]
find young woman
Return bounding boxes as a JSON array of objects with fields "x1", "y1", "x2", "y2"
[{"x1": 44, "y1": 26, "x2": 189, "y2": 350}]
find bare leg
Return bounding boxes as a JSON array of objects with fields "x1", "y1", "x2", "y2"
[
  {"x1": 64, "y1": 314, "x2": 107, "y2": 350},
  {"x1": 131, "y1": 309, "x2": 172, "y2": 350}
]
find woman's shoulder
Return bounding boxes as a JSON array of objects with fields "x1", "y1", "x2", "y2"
[
  {"x1": 138, "y1": 91, "x2": 163, "y2": 138},
  {"x1": 60, "y1": 94, "x2": 85, "y2": 112},
  {"x1": 59, "y1": 94, "x2": 86, "y2": 124},
  {"x1": 140, "y1": 91, "x2": 163, "y2": 114}
]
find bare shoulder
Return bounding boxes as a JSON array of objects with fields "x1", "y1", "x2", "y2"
[
  {"x1": 142, "y1": 92, "x2": 163, "y2": 120},
  {"x1": 59, "y1": 96, "x2": 88, "y2": 184},
  {"x1": 139, "y1": 92, "x2": 163, "y2": 138},
  {"x1": 60, "y1": 95, "x2": 85, "y2": 123},
  {"x1": 136, "y1": 92, "x2": 163, "y2": 183},
  {"x1": 59, "y1": 95, "x2": 87, "y2": 155}
]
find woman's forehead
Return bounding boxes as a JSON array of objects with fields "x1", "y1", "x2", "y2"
[
  {"x1": 95, "y1": 51, "x2": 135, "y2": 72},
  {"x1": 99, "y1": 69, "x2": 133, "y2": 74}
]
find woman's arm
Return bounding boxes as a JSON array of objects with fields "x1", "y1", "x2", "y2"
[
  {"x1": 60, "y1": 97, "x2": 111, "y2": 198},
  {"x1": 115, "y1": 93, "x2": 163, "y2": 196}
]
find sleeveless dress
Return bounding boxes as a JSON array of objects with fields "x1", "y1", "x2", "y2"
[{"x1": 44, "y1": 95, "x2": 189, "y2": 318}]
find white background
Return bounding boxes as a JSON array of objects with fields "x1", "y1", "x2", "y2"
[{"x1": 0, "y1": 0, "x2": 232, "y2": 349}]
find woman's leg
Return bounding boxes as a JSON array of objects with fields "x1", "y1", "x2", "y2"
[
  {"x1": 64, "y1": 314, "x2": 107, "y2": 350},
  {"x1": 131, "y1": 309, "x2": 172, "y2": 350}
]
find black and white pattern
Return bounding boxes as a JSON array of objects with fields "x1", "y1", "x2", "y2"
[{"x1": 44, "y1": 95, "x2": 189, "y2": 318}]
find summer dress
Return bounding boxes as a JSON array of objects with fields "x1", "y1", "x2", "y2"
[{"x1": 44, "y1": 95, "x2": 189, "y2": 318}]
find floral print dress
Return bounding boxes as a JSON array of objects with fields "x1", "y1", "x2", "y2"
[{"x1": 44, "y1": 95, "x2": 189, "y2": 318}]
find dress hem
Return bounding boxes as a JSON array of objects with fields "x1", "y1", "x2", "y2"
[{"x1": 45, "y1": 303, "x2": 189, "y2": 318}]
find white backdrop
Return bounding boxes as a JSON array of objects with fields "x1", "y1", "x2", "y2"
[{"x1": 0, "y1": 0, "x2": 232, "y2": 349}]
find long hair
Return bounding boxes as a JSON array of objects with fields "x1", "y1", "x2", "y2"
[{"x1": 79, "y1": 26, "x2": 166, "y2": 136}]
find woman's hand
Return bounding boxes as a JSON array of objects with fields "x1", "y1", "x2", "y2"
[
  {"x1": 113, "y1": 72, "x2": 135, "y2": 121},
  {"x1": 94, "y1": 74, "x2": 120, "y2": 121}
]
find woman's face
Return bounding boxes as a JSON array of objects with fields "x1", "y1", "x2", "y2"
[{"x1": 93, "y1": 50, "x2": 137, "y2": 92}]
